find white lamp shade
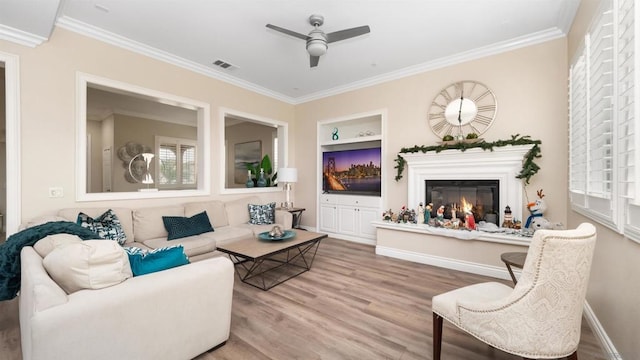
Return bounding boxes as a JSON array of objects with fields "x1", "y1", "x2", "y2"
[{"x1": 278, "y1": 168, "x2": 298, "y2": 183}]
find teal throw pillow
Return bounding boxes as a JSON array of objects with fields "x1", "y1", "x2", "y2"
[
  {"x1": 162, "y1": 211, "x2": 214, "y2": 240},
  {"x1": 248, "y1": 202, "x2": 276, "y2": 225},
  {"x1": 77, "y1": 209, "x2": 127, "y2": 245},
  {"x1": 124, "y1": 245, "x2": 190, "y2": 276}
]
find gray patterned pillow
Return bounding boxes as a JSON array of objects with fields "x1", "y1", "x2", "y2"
[
  {"x1": 77, "y1": 209, "x2": 127, "y2": 245},
  {"x1": 248, "y1": 202, "x2": 276, "y2": 225}
]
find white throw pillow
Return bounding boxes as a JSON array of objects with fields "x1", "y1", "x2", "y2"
[
  {"x1": 33, "y1": 233, "x2": 83, "y2": 258},
  {"x1": 42, "y1": 240, "x2": 133, "y2": 294}
]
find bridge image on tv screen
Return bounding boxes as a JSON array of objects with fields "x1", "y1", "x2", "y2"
[{"x1": 322, "y1": 147, "x2": 381, "y2": 196}]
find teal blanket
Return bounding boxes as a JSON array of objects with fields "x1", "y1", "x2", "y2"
[{"x1": 0, "y1": 221, "x2": 101, "y2": 301}]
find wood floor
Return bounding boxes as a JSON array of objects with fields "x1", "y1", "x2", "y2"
[{"x1": 0, "y1": 238, "x2": 606, "y2": 360}]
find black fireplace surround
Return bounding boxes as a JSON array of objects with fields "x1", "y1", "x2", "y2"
[{"x1": 425, "y1": 179, "x2": 499, "y2": 225}]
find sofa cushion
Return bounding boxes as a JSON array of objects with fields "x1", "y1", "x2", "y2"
[
  {"x1": 42, "y1": 240, "x2": 132, "y2": 294},
  {"x1": 33, "y1": 233, "x2": 84, "y2": 258},
  {"x1": 77, "y1": 209, "x2": 127, "y2": 245},
  {"x1": 58, "y1": 208, "x2": 134, "y2": 245},
  {"x1": 142, "y1": 234, "x2": 218, "y2": 257},
  {"x1": 224, "y1": 196, "x2": 261, "y2": 226},
  {"x1": 133, "y1": 206, "x2": 185, "y2": 241},
  {"x1": 163, "y1": 211, "x2": 214, "y2": 240},
  {"x1": 124, "y1": 245, "x2": 190, "y2": 276},
  {"x1": 184, "y1": 200, "x2": 229, "y2": 228},
  {"x1": 198, "y1": 226, "x2": 254, "y2": 247},
  {"x1": 248, "y1": 202, "x2": 276, "y2": 225},
  {"x1": 19, "y1": 215, "x2": 69, "y2": 230}
]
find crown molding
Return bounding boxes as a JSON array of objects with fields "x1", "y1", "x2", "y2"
[
  {"x1": 55, "y1": 16, "x2": 297, "y2": 104},
  {"x1": 55, "y1": 16, "x2": 565, "y2": 106},
  {"x1": 0, "y1": 23, "x2": 47, "y2": 48},
  {"x1": 293, "y1": 27, "x2": 566, "y2": 104}
]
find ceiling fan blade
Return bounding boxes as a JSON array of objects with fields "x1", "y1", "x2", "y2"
[
  {"x1": 310, "y1": 55, "x2": 320, "y2": 68},
  {"x1": 266, "y1": 24, "x2": 309, "y2": 41},
  {"x1": 326, "y1": 25, "x2": 370, "y2": 43}
]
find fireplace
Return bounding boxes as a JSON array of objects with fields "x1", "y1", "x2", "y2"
[
  {"x1": 426, "y1": 179, "x2": 499, "y2": 225},
  {"x1": 402, "y1": 145, "x2": 534, "y2": 225}
]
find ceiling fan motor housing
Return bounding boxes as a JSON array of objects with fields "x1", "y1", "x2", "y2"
[{"x1": 306, "y1": 30, "x2": 327, "y2": 56}]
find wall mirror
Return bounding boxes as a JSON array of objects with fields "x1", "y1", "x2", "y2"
[
  {"x1": 220, "y1": 108, "x2": 288, "y2": 194},
  {"x1": 77, "y1": 73, "x2": 210, "y2": 201}
]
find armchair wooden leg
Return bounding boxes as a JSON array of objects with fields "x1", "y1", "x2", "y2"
[
  {"x1": 567, "y1": 350, "x2": 578, "y2": 360},
  {"x1": 433, "y1": 312, "x2": 443, "y2": 360}
]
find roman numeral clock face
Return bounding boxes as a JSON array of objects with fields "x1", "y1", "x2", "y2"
[{"x1": 428, "y1": 81, "x2": 497, "y2": 139}]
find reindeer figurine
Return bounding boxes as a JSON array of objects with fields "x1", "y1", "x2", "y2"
[{"x1": 525, "y1": 189, "x2": 548, "y2": 229}]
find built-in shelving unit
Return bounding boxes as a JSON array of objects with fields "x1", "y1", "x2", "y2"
[{"x1": 317, "y1": 110, "x2": 386, "y2": 245}]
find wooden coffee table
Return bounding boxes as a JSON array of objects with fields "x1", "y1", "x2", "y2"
[{"x1": 216, "y1": 230, "x2": 327, "y2": 290}]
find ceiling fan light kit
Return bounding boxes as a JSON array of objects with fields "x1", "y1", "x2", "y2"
[
  {"x1": 266, "y1": 14, "x2": 370, "y2": 68},
  {"x1": 306, "y1": 31, "x2": 328, "y2": 56}
]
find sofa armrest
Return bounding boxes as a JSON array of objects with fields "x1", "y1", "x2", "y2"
[
  {"x1": 275, "y1": 210, "x2": 293, "y2": 230},
  {"x1": 21, "y1": 256, "x2": 234, "y2": 360}
]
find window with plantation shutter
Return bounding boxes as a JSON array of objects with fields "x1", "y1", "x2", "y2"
[
  {"x1": 618, "y1": 0, "x2": 640, "y2": 241},
  {"x1": 569, "y1": 0, "x2": 616, "y2": 226},
  {"x1": 570, "y1": 0, "x2": 640, "y2": 242},
  {"x1": 569, "y1": 50, "x2": 588, "y2": 201},
  {"x1": 155, "y1": 136, "x2": 197, "y2": 189}
]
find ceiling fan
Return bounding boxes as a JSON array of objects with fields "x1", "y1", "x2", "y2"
[{"x1": 266, "y1": 14, "x2": 370, "y2": 68}]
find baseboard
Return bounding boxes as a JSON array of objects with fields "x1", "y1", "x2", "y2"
[
  {"x1": 583, "y1": 302, "x2": 622, "y2": 359},
  {"x1": 375, "y1": 245, "x2": 514, "y2": 281}
]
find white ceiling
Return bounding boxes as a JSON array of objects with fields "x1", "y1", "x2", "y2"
[{"x1": 1, "y1": 0, "x2": 580, "y2": 104}]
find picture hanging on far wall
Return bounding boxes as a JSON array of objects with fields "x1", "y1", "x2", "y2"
[{"x1": 234, "y1": 140, "x2": 262, "y2": 184}]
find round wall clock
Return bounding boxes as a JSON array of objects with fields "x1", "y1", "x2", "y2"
[{"x1": 427, "y1": 80, "x2": 497, "y2": 139}]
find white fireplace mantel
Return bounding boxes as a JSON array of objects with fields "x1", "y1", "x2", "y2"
[{"x1": 402, "y1": 144, "x2": 534, "y2": 223}]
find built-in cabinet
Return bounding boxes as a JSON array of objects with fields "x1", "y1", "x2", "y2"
[
  {"x1": 320, "y1": 194, "x2": 381, "y2": 240},
  {"x1": 317, "y1": 110, "x2": 385, "y2": 244}
]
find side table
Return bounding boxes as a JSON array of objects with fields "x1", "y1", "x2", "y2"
[
  {"x1": 500, "y1": 252, "x2": 527, "y2": 284},
  {"x1": 277, "y1": 207, "x2": 306, "y2": 229}
]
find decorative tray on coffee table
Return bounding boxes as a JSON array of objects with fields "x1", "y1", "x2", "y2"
[{"x1": 258, "y1": 230, "x2": 296, "y2": 241}]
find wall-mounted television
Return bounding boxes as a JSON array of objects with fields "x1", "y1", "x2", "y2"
[{"x1": 322, "y1": 147, "x2": 381, "y2": 196}]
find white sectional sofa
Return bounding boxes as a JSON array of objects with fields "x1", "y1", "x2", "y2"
[
  {"x1": 56, "y1": 195, "x2": 293, "y2": 261},
  {"x1": 20, "y1": 247, "x2": 235, "y2": 360},
  {"x1": 18, "y1": 195, "x2": 292, "y2": 360}
]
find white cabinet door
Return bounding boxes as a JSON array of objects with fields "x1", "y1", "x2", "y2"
[
  {"x1": 357, "y1": 207, "x2": 379, "y2": 239},
  {"x1": 319, "y1": 204, "x2": 338, "y2": 233},
  {"x1": 337, "y1": 206, "x2": 359, "y2": 236}
]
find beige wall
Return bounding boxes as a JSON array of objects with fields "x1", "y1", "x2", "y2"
[
  {"x1": 0, "y1": 27, "x2": 294, "y2": 222},
  {"x1": 295, "y1": 38, "x2": 569, "y2": 231},
  {"x1": 567, "y1": 0, "x2": 640, "y2": 358}
]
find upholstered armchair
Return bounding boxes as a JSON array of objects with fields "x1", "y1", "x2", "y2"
[{"x1": 432, "y1": 223, "x2": 597, "y2": 360}]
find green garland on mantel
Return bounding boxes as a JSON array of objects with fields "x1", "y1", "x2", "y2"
[{"x1": 394, "y1": 134, "x2": 542, "y2": 184}]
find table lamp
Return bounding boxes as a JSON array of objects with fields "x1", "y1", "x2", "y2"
[{"x1": 278, "y1": 167, "x2": 298, "y2": 209}]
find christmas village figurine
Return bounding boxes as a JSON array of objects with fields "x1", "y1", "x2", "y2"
[
  {"x1": 525, "y1": 189, "x2": 548, "y2": 229},
  {"x1": 526, "y1": 189, "x2": 566, "y2": 231},
  {"x1": 425, "y1": 203, "x2": 433, "y2": 224},
  {"x1": 396, "y1": 206, "x2": 417, "y2": 223},
  {"x1": 464, "y1": 207, "x2": 476, "y2": 230},
  {"x1": 435, "y1": 205, "x2": 445, "y2": 226},
  {"x1": 417, "y1": 202, "x2": 425, "y2": 224},
  {"x1": 502, "y1": 205, "x2": 513, "y2": 228}
]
